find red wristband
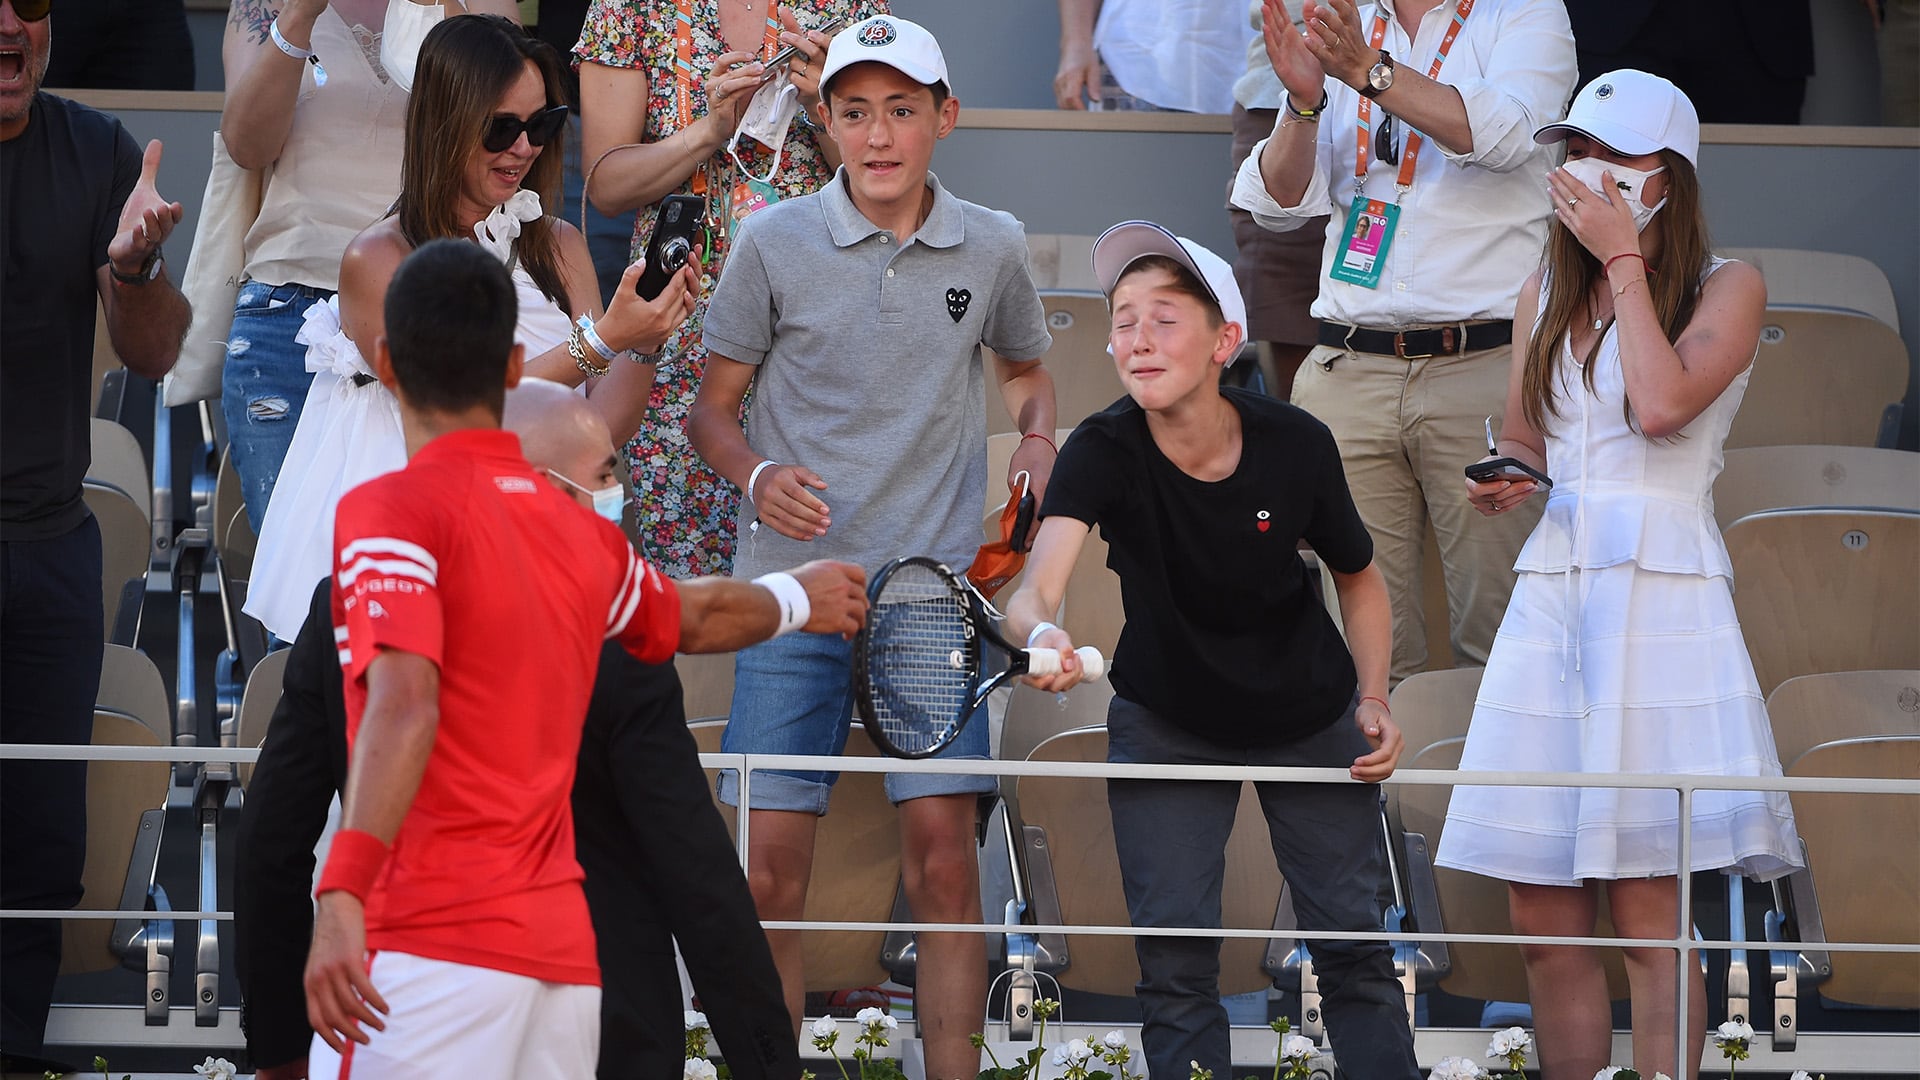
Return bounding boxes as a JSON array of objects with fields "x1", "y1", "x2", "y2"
[
  {"x1": 1021, "y1": 432, "x2": 1057, "y2": 453},
  {"x1": 316, "y1": 829, "x2": 389, "y2": 903},
  {"x1": 1360, "y1": 695, "x2": 1391, "y2": 714},
  {"x1": 1603, "y1": 252, "x2": 1653, "y2": 277}
]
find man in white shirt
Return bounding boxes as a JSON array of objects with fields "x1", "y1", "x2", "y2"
[
  {"x1": 1231, "y1": 0, "x2": 1576, "y2": 681},
  {"x1": 1054, "y1": 0, "x2": 1254, "y2": 113}
]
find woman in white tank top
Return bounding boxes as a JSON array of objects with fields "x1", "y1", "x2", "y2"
[{"x1": 245, "y1": 13, "x2": 700, "y2": 641}]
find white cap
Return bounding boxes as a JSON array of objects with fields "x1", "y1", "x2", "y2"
[
  {"x1": 1092, "y1": 221, "x2": 1249, "y2": 346},
  {"x1": 1534, "y1": 69, "x2": 1700, "y2": 166},
  {"x1": 817, "y1": 15, "x2": 950, "y2": 99}
]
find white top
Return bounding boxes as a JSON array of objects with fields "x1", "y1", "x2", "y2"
[
  {"x1": 242, "y1": 6, "x2": 409, "y2": 291},
  {"x1": 1515, "y1": 258, "x2": 1745, "y2": 580},
  {"x1": 1229, "y1": 0, "x2": 1578, "y2": 326},
  {"x1": 244, "y1": 258, "x2": 573, "y2": 639},
  {"x1": 1093, "y1": 0, "x2": 1255, "y2": 114},
  {"x1": 1232, "y1": 0, "x2": 1305, "y2": 111}
]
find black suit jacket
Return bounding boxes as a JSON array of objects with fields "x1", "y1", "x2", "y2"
[{"x1": 233, "y1": 581, "x2": 796, "y2": 1079}]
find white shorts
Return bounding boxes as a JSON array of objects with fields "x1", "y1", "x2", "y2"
[{"x1": 308, "y1": 951, "x2": 600, "y2": 1078}]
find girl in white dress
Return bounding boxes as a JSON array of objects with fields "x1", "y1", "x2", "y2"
[
  {"x1": 1435, "y1": 71, "x2": 1801, "y2": 1080},
  {"x1": 247, "y1": 14, "x2": 699, "y2": 639}
]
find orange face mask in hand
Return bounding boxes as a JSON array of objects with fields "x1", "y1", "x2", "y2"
[{"x1": 966, "y1": 471, "x2": 1036, "y2": 602}]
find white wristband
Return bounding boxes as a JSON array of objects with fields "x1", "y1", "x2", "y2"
[
  {"x1": 745, "y1": 459, "x2": 778, "y2": 506},
  {"x1": 270, "y1": 18, "x2": 315, "y2": 59},
  {"x1": 753, "y1": 572, "x2": 811, "y2": 637},
  {"x1": 1026, "y1": 621, "x2": 1060, "y2": 648},
  {"x1": 576, "y1": 316, "x2": 620, "y2": 363}
]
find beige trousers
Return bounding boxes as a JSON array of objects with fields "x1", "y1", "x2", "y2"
[{"x1": 1292, "y1": 342, "x2": 1542, "y2": 683}]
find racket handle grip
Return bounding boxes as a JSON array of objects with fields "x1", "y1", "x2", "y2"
[{"x1": 1023, "y1": 646, "x2": 1107, "y2": 682}]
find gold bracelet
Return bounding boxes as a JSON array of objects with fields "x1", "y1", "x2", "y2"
[{"x1": 569, "y1": 324, "x2": 610, "y2": 378}]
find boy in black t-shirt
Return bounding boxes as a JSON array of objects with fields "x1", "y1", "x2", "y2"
[{"x1": 1005, "y1": 222, "x2": 1418, "y2": 1080}]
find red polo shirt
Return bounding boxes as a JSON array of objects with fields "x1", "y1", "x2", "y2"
[{"x1": 327, "y1": 428, "x2": 680, "y2": 985}]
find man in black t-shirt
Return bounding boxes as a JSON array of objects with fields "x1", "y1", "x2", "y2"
[
  {"x1": 0, "y1": 0, "x2": 190, "y2": 1063},
  {"x1": 1006, "y1": 222, "x2": 1417, "y2": 1080}
]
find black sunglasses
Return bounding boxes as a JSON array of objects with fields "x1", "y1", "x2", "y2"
[
  {"x1": 9, "y1": 0, "x2": 50, "y2": 21},
  {"x1": 1375, "y1": 111, "x2": 1399, "y2": 166},
  {"x1": 482, "y1": 104, "x2": 569, "y2": 154}
]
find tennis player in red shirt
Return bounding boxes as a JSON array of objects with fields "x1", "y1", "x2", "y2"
[{"x1": 303, "y1": 239, "x2": 866, "y2": 1076}]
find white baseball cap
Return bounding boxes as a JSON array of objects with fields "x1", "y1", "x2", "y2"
[
  {"x1": 817, "y1": 15, "x2": 951, "y2": 99},
  {"x1": 1533, "y1": 69, "x2": 1700, "y2": 166},
  {"x1": 1092, "y1": 221, "x2": 1249, "y2": 346}
]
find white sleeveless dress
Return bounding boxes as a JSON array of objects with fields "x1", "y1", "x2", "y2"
[
  {"x1": 244, "y1": 250, "x2": 574, "y2": 640},
  {"x1": 1434, "y1": 258, "x2": 1803, "y2": 886}
]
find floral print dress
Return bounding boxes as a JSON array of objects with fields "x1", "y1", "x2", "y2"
[{"x1": 575, "y1": 0, "x2": 886, "y2": 578}]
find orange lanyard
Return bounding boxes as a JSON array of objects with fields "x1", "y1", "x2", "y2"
[
  {"x1": 673, "y1": 0, "x2": 781, "y2": 135},
  {"x1": 1353, "y1": 0, "x2": 1474, "y2": 195}
]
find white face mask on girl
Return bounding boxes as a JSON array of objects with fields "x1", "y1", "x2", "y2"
[
  {"x1": 1561, "y1": 155, "x2": 1667, "y2": 233},
  {"x1": 381, "y1": 0, "x2": 445, "y2": 93}
]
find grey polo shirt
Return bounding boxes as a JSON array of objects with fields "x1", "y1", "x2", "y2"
[{"x1": 703, "y1": 170, "x2": 1052, "y2": 581}]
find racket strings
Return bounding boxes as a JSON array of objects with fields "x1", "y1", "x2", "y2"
[{"x1": 866, "y1": 568, "x2": 975, "y2": 755}]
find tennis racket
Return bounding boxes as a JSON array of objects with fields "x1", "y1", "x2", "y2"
[{"x1": 853, "y1": 556, "x2": 1106, "y2": 759}]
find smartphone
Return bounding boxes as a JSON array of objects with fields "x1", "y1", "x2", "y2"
[
  {"x1": 1465, "y1": 457, "x2": 1553, "y2": 488},
  {"x1": 635, "y1": 194, "x2": 704, "y2": 301},
  {"x1": 762, "y1": 14, "x2": 850, "y2": 71}
]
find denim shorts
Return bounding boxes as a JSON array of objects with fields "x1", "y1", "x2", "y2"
[
  {"x1": 716, "y1": 631, "x2": 996, "y2": 814},
  {"x1": 220, "y1": 281, "x2": 333, "y2": 533}
]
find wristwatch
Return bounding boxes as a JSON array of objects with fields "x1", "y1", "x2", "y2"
[
  {"x1": 110, "y1": 247, "x2": 163, "y2": 286},
  {"x1": 1358, "y1": 50, "x2": 1395, "y2": 99}
]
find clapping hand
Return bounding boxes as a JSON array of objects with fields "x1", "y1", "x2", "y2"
[{"x1": 106, "y1": 141, "x2": 183, "y2": 279}]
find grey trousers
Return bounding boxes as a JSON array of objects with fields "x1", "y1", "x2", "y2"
[{"x1": 1105, "y1": 696, "x2": 1419, "y2": 1080}]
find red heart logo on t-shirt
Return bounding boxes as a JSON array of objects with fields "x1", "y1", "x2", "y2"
[
  {"x1": 1256, "y1": 509, "x2": 1271, "y2": 533},
  {"x1": 1257, "y1": 520, "x2": 1270, "y2": 532}
]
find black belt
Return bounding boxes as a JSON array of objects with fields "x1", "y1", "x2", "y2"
[{"x1": 1317, "y1": 320, "x2": 1513, "y2": 358}]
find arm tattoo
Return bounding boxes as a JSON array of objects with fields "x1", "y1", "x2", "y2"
[{"x1": 229, "y1": 0, "x2": 283, "y2": 45}]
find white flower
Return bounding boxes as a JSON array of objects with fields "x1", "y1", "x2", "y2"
[
  {"x1": 811, "y1": 1015, "x2": 840, "y2": 1039},
  {"x1": 1430, "y1": 1056, "x2": 1487, "y2": 1080},
  {"x1": 685, "y1": 1009, "x2": 710, "y2": 1031},
  {"x1": 1103, "y1": 1029, "x2": 1128, "y2": 1049},
  {"x1": 194, "y1": 1059, "x2": 237, "y2": 1080},
  {"x1": 1488, "y1": 1026, "x2": 1533, "y2": 1058},
  {"x1": 1655, "y1": 1074, "x2": 1674, "y2": 1080},
  {"x1": 1593, "y1": 1069, "x2": 1623, "y2": 1080},
  {"x1": 855, "y1": 1005, "x2": 899, "y2": 1030},
  {"x1": 1282, "y1": 1034, "x2": 1316, "y2": 1061},
  {"x1": 683, "y1": 1058, "x2": 718, "y2": 1080},
  {"x1": 1789, "y1": 1073, "x2": 1814, "y2": 1080},
  {"x1": 1713, "y1": 1019, "x2": 1754, "y2": 1045}
]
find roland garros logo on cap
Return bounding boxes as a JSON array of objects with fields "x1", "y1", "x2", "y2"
[
  {"x1": 1594, "y1": 83, "x2": 1614, "y2": 100},
  {"x1": 858, "y1": 18, "x2": 897, "y2": 46}
]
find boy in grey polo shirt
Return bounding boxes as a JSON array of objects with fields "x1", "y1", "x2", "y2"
[{"x1": 687, "y1": 15, "x2": 1056, "y2": 1078}]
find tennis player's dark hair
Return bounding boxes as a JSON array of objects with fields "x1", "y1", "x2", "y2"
[
  {"x1": 1112, "y1": 255, "x2": 1224, "y2": 328},
  {"x1": 384, "y1": 238, "x2": 519, "y2": 416}
]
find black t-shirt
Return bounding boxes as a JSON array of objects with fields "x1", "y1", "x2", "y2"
[
  {"x1": 1041, "y1": 387, "x2": 1375, "y2": 747},
  {"x1": 0, "y1": 92, "x2": 139, "y2": 540}
]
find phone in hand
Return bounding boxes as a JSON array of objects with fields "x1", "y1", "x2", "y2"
[
  {"x1": 762, "y1": 14, "x2": 850, "y2": 72},
  {"x1": 635, "y1": 194, "x2": 705, "y2": 301},
  {"x1": 1465, "y1": 457, "x2": 1553, "y2": 488}
]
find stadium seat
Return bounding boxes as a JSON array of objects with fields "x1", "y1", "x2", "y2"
[
  {"x1": 1724, "y1": 310, "x2": 1909, "y2": 450},
  {"x1": 213, "y1": 447, "x2": 255, "y2": 585},
  {"x1": 83, "y1": 482, "x2": 149, "y2": 641},
  {"x1": 1384, "y1": 666, "x2": 1483, "y2": 761},
  {"x1": 1060, "y1": 527, "x2": 1123, "y2": 662},
  {"x1": 1720, "y1": 247, "x2": 1901, "y2": 332},
  {"x1": 235, "y1": 647, "x2": 291, "y2": 788},
  {"x1": 1023, "y1": 234, "x2": 1099, "y2": 293},
  {"x1": 1723, "y1": 509, "x2": 1920, "y2": 695},
  {"x1": 1764, "y1": 669, "x2": 1920, "y2": 772},
  {"x1": 97, "y1": 644, "x2": 169, "y2": 744},
  {"x1": 60, "y1": 710, "x2": 171, "y2": 979},
  {"x1": 87, "y1": 417, "x2": 150, "y2": 521},
  {"x1": 997, "y1": 680, "x2": 1112, "y2": 770},
  {"x1": 676, "y1": 651, "x2": 736, "y2": 724},
  {"x1": 1765, "y1": 735, "x2": 1920, "y2": 1043},
  {"x1": 982, "y1": 427, "x2": 1076, "y2": 528},
  {"x1": 689, "y1": 720, "x2": 903, "y2": 992},
  {"x1": 1011, "y1": 726, "x2": 1286, "y2": 999},
  {"x1": 986, "y1": 293, "x2": 1124, "y2": 434},
  {"x1": 1713, "y1": 445, "x2": 1920, "y2": 530}
]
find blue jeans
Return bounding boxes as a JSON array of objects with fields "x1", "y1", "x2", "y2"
[
  {"x1": 1106, "y1": 695, "x2": 1418, "y2": 1080},
  {"x1": 221, "y1": 281, "x2": 332, "y2": 533},
  {"x1": 717, "y1": 631, "x2": 996, "y2": 813}
]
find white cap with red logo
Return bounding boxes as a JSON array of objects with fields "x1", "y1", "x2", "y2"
[{"x1": 817, "y1": 15, "x2": 951, "y2": 98}]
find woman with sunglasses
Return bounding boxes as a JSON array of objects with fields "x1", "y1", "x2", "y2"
[
  {"x1": 245, "y1": 13, "x2": 699, "y2": 641},
  {"x1": 218, "y1": 0, "x2": 521, "y2": 536},
  {"x1": 575, "y1": 0, "x2": 884, "y2": 579}
]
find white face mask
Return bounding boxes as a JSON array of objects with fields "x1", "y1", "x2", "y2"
[
  {"x1": 547, "y1": 468, "x2": 627, "y2": 523},
  {"x1": 727, "y1": 78, "x2": 802, "y2": 184},
  {"x1": 381, "y1": 0, "x2": 445, "y2": 93},
  {"x1": 1560, "y1": 155, "x2": 1667, "y2": 233}
]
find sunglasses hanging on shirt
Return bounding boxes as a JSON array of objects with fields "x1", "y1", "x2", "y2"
[
  {"x1": 1374, "y1": 111, "x2": 1399, "y2": 167},
  {"x1": 482, "y1": 104, "x2": 570, "y2": 154}
]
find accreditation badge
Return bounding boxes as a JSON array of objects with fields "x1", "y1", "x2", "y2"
[{"x1": 1327, "y1": 198, "x2": 1400, "y2": 290}]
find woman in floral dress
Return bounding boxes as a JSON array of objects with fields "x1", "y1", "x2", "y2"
[{"x1": 575, "y1": 0, "x2": 884, "y2": 577}]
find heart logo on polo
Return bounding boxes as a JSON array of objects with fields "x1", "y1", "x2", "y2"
[
  {"x1": 945, "y1": 287, "x2": 971, "y2": 322},
  {"x1": 1256, "y1": 509, "x2": 1271, "y2": 533}
]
